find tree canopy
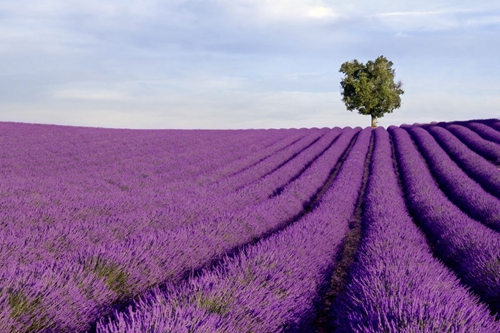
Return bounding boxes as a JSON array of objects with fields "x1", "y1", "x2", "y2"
[{"x1": 339, "y1": 55, "x2": 404, "y2": 128}]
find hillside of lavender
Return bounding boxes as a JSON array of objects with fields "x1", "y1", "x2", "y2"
[{"x1": 1, "y1": 119, "x2": 499, "y2": 333}]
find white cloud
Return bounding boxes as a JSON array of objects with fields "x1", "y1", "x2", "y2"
[
  {"x1": 219, "y1": 0, "x2": 340, "y2": 25},
  {"x1": 306, "y1": 5, "x2": 338, "y2": 19},
  {"x1": 373, "y1": 9, "x2": 461, "y2": 31},
  {"x1": 372, "y1": 7, "x2": 500, "y2": 32}
]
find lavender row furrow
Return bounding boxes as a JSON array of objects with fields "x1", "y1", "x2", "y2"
[
  {"x1": 405, "y1": 125, "x2": 500, "y2": 231},
  {"x1": 176, "y1": 129, "x2": 298, "y2": 187},
  {"x1": 442, "y1": 123, "x2": 500, "y2": 164},
  {"x1": 141, "y1": 129, "x2": 297, "y2": 193},
  {"x1": 1, "y1": 128, "x2": 360, "y2": 332},
  {"x1": 96, "y1": 128, "x2": 373, "y2": 333},
  {"x1": 390, "y1": 126, "x2": 500, "y2": 315},
  {"x1": 181, "y1": 128, "x2": 336, "y2": 212},
  {"x1": 424, "y1": 125, "x2": 500, "y2": 199},
  {"x1": 463, "y1": 121, "x2": 500, "y2": 145},
  {"x1": 330, "y1": 127, "x2": 499, "y2": 333}
]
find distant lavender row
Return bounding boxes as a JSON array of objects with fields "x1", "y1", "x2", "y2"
[
  {"x1": 463, "y1": 121, "x2": 500, "y2": 145},
  {"x1": 0, "y1": 123, "x2": 289, "y2": 185},
  {"x1": 127, "y1": 129, "x2": 312, "y2": 201},
  {"x1": 390, "y1": 126, "x2": 500, "y2": 314},
  {"x1": 441, "y1": 123, "x2": 500, "y2": 164},
  {"x1": 424, "y1": 125, "x2": 500, "y2": 199},
  {"x1": 481, "y1": 118, "x2": 500, "y2": 132},
  {"x1": 405, "y1": 125, "x2": 500, "y2": 231},
  {"x1": 154, "y1": 127, "x2": 327, "y2": 227},
  {"x1": 208, "y1": 128, "x2": 328, "y2": 196},
  {"x1": 97, "y1": 129, "x2": 373, "y2": 333},
  {"x1": 201, "y1": 128, "x2": 310, "y2": 185},
  {"x1": 331, "y1": 127, "x2": 499, "y2": 332},
  {"x1": 0, "y1": 127, "x2": 360, "y2": 332}
]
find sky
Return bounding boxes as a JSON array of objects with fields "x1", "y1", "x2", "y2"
[{"x1": 1, "y1": 0, "x2": 499, "y2": 129}]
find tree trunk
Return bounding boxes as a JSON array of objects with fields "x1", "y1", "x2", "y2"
[{"x1": 371, "y1": 115, "x2": 377, "y2": 128}]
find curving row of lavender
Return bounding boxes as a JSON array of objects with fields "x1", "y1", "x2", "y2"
[
  {"x1": 481, "y1": 118, "x2": 500, "y2": 133},
  {"x1": 441, "y1": 123, "x2": 500, "y2": 164},
  {"x1": 404, "y1": 125, "x2": 500, "y2": 231},
  {"x1": 422, "y1": 125, "x2": 500, "y2": 199},
  {"x1": 0, "y1": 119, "x2": 499, "y2": 332}
]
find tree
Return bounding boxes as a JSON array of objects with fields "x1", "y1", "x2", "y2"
[{"x1": 339, "y1": 55, "x2": 404, "y2": 128}]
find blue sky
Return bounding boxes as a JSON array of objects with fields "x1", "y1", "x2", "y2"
[{"x1": 1, "y1": 0, "x2": 499, "y2": 129}]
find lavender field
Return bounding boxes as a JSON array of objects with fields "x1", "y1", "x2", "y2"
[{"x1": 1, "y1": 119, "x2": 500, "y2": 333}]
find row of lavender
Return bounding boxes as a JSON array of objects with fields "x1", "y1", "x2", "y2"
[{"x1": 1, "y1": 119, "x2": 499, "y2": 332}]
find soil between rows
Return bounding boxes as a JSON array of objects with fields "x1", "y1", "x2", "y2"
[{"x1": 310, "y1": 131, "x2": 374, "y2": 333}]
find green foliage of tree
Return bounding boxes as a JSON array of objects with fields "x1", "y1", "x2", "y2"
[{"x1": 339, "y1": 55, "x2": 404, "y2": 128}]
